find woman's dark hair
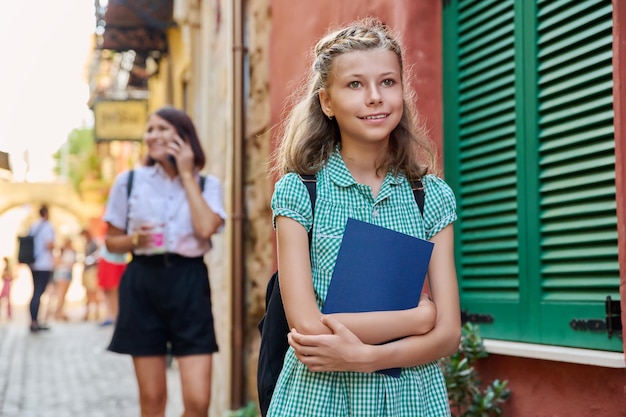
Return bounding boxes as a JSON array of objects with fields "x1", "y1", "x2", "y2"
[{"x1": 145, "y1": 106, "x2": 206, "y2": 170}]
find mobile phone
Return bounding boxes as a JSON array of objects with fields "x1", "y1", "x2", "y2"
[
  {"x1": 168, "y1": 128, "x2": 186, "y2": 172},
  {"x1": 167, "y1": 154, "x2": 177, "y2": 171}
]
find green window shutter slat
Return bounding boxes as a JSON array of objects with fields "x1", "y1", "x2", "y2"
[
  {"x1": 539, "y1": 125, "x2": 614, "y2": 151},
  {"x1": 460, "y1": 73, "x2": 515, "y2": 101},
  {"x1": 458, "y1": 127, "x2": 516, "y2": 151},
  {"x1": 460, "y1": 175, "x2": 517, "y2": 194},
  {"x1": 543, "y1": 247, "x2": 618, "y2": 262},
  {"x1": 461, "y1": 88, "x2": 516, "y2": 113},
  {"x1": 463, "y1": 227, "x2": 520, "y2": 242},
  {"x1": 541, "y1": 141, "x2": 615, "y2": 167},
  {"x1": 540, "y1": 95, "x2": 613, "y2": 125},
  {"x1": 461, "y1": 164, "x2": 516, "y2": 184},
  {"x1": 543, "y1": 278, "x2": 617, "y2": 289},
  {"x1": 542, "y1": 183, "x2": 617, "y2": 206},
  {"x1": 542, "y1": 200, "x2": 616, "y2": 220},
  {"x1": 459, "y1": 61, "x2": 515, "y2": 93},
  {"x1": 538, "y1": 7, "x2": 612, "y2": 50},
  {"x1": 461, "y1": 150, "x2": 517, "y2": 172},
  {"x1": 463, "y1": 213, "x2": 518, "y2": 230},
  {"x1": 539, "y1": 66, "x2": 613, "y2": 99},
  {"x1": 537, "y1": 0, "x2": 608, "y2": 24},
  {"x1": 462, "y1": 277, "x2": 519, "y2": 287},
  {"x1": 460, "y1": 36, "x2": 515, "y2": 72},
  {"x1": 540, "y1": 109, "x2": 614, "y2": 138},
  {"x1": 540, "y1": 155, "x2": 615, "y2": 180},
  {"x1": 461, "y1": 188, "x2": 517, "y2": 207},
  {"x1": 540, "y1": 41, "x2": 612, "y2": 78},
  {"x1": 542, "y1": 216, "x2": 616, "y2": 233},
  {"x1": 543, "y1": 231, "x2": 617, "y2": 247},
  {"x1": 458, "y1": 0, "x2": 509, "y2": 32},
  {"x1": 540, "y1": 81, "x2": 613, "y2": 114},
  {"x1": 461, "y1": 137, "x2": 516, "y2": 161}
]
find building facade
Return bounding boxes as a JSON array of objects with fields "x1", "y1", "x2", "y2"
[{"x1": 90, "y1": 0, "x2": 625, "y2": 415}]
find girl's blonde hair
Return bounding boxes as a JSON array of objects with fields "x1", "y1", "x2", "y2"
[{"x1": 271, "y1": 17, "x2": 435, "y2": 180}]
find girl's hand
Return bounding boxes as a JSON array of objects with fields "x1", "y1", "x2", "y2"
[{"x1": 288, "y1": 315, "x2": 373, "y2": 373}]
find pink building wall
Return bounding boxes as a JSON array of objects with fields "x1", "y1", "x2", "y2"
[
  {"x1": 269, "y1": 0, "x2": 444, "y2": 161},
  {"x1": 268, "y1": 1, "x2": 626, "y2": 415}
]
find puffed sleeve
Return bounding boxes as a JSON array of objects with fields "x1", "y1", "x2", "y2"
[
  {"x1": 103, "y1": 170, "x2": 132, "y2": 231},
  {"x1": 271, "y1": 173, "x2": 313, "y2": 232},
  {"x1": 422, "y1": 174, "x2": 457, "y2": 239}
]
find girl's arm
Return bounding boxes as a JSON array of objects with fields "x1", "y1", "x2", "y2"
[
  {"x1": 277, "y1": 216, "x2": 438, "y2": 342},
  {"x1": 277, "y1": 216, "x2": 331, "y2": 336},
  {"x1": 289, "y1": 224, "x2": 461, "y2": 372},
  {"x1": 328, "y1": 295, "x2": 436, "y2": 344}
]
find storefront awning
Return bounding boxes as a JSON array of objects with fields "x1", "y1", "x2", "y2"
[{"x1": 98, "y1": 0, "x2": 174, "y2": 53}]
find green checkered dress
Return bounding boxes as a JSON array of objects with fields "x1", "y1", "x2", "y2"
[{"x1": 269, "y1": 150, "x2": 456, "y2": 417}]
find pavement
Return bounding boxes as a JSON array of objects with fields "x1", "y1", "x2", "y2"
[{"x1": 0, "y1": 306, "x2": 184, "y2": 417}]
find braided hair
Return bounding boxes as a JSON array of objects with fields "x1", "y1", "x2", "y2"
[{"x1": 271, "y1": 17, "x2": 435, "y2": 180}]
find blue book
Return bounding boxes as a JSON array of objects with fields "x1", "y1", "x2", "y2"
[{"x1": 322, "y1": 218, "x2": 434, "y2": 377}]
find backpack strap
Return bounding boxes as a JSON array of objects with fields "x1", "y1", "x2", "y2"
[
  {"x1": 30, "y1": 221, "x2": 45, "y2": 238},
  {"x1": 300, "y1": 174, "x2": 317, "y2": 240},
  {"x1": 125, "y1": 170, "x2": 135, "y2": 233},
  {"x1": 410, "y1": 178, "x2": 425, "y2": 217}
]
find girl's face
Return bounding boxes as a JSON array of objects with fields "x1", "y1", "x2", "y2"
[
  {"x1": 144, "y1": 114, "x2": 177, "y2": 162},
  {"x1": 319, "y1": 49, "x2": 404, "y2": 148}
]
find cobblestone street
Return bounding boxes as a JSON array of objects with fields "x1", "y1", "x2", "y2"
[{"x1": 0, "y1": 307, "x2": 183, "y2": 417}]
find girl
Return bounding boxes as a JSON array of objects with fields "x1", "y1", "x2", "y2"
[
  {"x1": 269, "y1": 18, "x2": 461, "y2": 416},
  {"x1": 1, "y1": 257, "x2": 13, "y2": 320},
  {"x1": 103, "y1": 106, "x2": 226, "y2": 417}
]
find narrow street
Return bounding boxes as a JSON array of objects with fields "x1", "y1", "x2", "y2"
[{"x1": 0, "y1": 306, "x2": 183, "y2": 417}]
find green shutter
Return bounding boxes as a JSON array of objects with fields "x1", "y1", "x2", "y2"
[
  {"x1": 444, "y1": 0, "x2": 622, "y2": 351},
  {"x1": 446, "y1": 0, "x2": 521, "y2": 339},
  {"x1": 536, "y1": 0, "x2": 620, "y2": 350}
]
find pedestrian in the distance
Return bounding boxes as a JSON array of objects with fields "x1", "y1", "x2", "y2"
[
  {"x1": 96, "y1": 244, "x2": 126, "y2": 327},
  {"x1": 27, "y1": 204, "x2": 56, "y2": 332},
  {"x1": 80, "y1": 229, "x2": 101, "y2": 321},
  {"x1": 268, "y1": 18, "x2": 460, "y2": 416},
  {"x1": 103, "y1": 106, "x2": 226, "y2": 417},
  {"x1": 1, "y1": 257, "x2": 14, "y2": 320},
  {"x1": 52, "y1": 237, "x2": 77, "y2": 321}
]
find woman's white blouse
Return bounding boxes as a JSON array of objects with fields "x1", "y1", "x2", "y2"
[{"x1": 103, "y1": 165, "x2": 226, "y2": 257}]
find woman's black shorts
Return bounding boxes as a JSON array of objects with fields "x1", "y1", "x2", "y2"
[{"x1": 108, "y1": 253, "x2": 219, "y2": 356}]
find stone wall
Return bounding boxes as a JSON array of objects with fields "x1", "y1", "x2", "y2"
[
  {"x1": 242, "y1": 0, "x2": 273, "y2": 404},
  {"x1": 173, "y1": 0, "x2": 235, "y2": 414}
]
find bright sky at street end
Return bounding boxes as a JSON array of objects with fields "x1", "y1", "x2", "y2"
[{"x1": 0, "y1": 1, "x2": 95, "y2": 182}]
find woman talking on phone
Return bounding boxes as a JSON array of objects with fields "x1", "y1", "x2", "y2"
[{"x1": 103, "y1": 106, "x2": 226, "y2": 417}]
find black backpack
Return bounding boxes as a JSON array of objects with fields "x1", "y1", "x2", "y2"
[
  {"x1": 257, "y1": 175, "x2": 425, "y2": 417},
  {"x1": 17, "y1": 222, "x2": 45, "y2": 265}
]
